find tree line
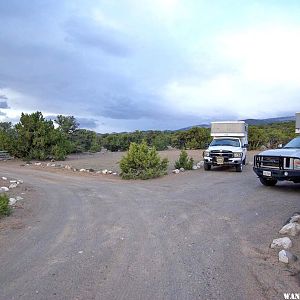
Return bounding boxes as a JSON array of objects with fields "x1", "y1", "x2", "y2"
[{"x1": 0, "y1": 111, "x2": 297, "y2": 160}]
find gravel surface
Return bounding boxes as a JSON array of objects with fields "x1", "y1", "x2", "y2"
[{"x1": 0, "y1": 155, "x2": 300, "y2": 299}]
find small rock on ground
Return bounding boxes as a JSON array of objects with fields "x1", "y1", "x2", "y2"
[
  {"x1": 278, "y1": 250, "x2": 297, "y2": 264},
  {"x1": 271, "y1": 237, "x2": 292, "y2": 249},
  {"x1": 279, "y1": 223, "x2": 300, "y2": 236}
]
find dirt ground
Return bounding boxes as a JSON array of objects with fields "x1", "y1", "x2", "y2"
[
  {"x1": 53, "y1": 149, "x2": 258, "y2": 173},
  {"x1": 0, "y1": 151, "x2": 300, "y2": 299}
]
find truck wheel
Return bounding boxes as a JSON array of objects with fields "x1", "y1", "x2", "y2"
[
  {"x1": 236, "y1": 164, "x2": 243, "y2": 172},
  {"x1": 259, "y1": 177, "x2": 278, "y2": 186},
  {"x1": 204, "y1": 163, "x2": 211, "y2": 171},
  {"x1": 243, "y1": 157, "x2": 246, "y2": 165}
]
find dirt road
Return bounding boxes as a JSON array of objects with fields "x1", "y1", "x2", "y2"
[{"x1": 0, "y1": 162, "x2": 300, "y2": 299}]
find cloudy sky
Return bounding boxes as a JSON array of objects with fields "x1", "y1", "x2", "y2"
[{"x1": 0, "y1": 0, "x2": 299, "y2": 132}]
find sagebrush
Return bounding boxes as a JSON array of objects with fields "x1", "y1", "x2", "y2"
[
  {"x1": 0, "y1": 194, "x2": 11, "y2": 217},
  {"x1": 120, "y1": 141, "x2": 168, "y2": 180},
  {"x1": 174, "y1": 150, "x2": 194, "y2": 170}
]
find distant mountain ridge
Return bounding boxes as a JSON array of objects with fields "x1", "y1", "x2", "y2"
[{"x1": 178, "y1": 116, "x2": 295, "y2": 130}]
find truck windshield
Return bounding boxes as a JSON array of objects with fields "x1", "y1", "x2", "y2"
[
  {"x1": 284, "y1": 137, "x2": 300, "y2": 149},
  {"x1": 210, "y1": 139, "x2": 240, "y2": 147}
]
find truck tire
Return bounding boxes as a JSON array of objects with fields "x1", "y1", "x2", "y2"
[
  {"x1": 204, "y1": 163, "x2": 211, "y2": 171},
  {"x1": 259, "y1": 177, "x2": 278, "y2": 186},
  {"x1": 243, "y1": 157, "x2": 246, "y2": 165},
  {"x1": 236, "y1": 163, "x2": 243, "y2": 172}
]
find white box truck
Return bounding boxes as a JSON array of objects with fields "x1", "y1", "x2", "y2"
[{"x1": 203, "y1": 121, "x2": 248, "y2": 172}]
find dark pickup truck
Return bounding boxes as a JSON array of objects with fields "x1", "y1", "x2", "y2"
[{"x1": 253, "y1": 136, "x2": 300, "y2": 186}]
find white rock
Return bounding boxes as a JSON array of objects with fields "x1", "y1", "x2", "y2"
[
  {"x1": 112, "y1": 172, "x2": 118, "y2": 176},
  {"x1": 1, "y1": 177, "x2": 7, "y2": 181},
  {"x1": 192, "y1": 165, "x2": 198, "y2": 170},
  {"x1": 51, "y1": 164, "x2": 56, "y2": 167},
  {"x1": 9, "y1": 183, "x2": 18, "y2": 189},
  {"x1": 172, "y1": 169, "x2": 180, "y2": 174},
  {"x1": 179, "y1": 167, "x2": 185, "y2": 172},
  {"x1": 46, "y1": 163, "x2": 51, "y2": 167},
  {"x1": 1, "y1": 187, "x2": 9, "y2": 192},
  {"x1": 34, "y1": 162, "x2": 41, "y2": 166},
  {"x1": 279, "y1": 223, "x2": 300, "y2": 236},
  {"x1": 17, "y1": 180, "x2": 24, "y2": 184},
  {"x1": 65, "y1": 165, "x2": 71, "y2": 170},
  {"x1": 10, "y1": 180, "x2": 17, "y2": 183},
  {"x1": 16, "y1": 196, "x2": 23, "y2": 201},
  {"x1": 289, "y1": 214, "x2": 300, "y2": 223},
  {"x1": 79, "y1": 169, "x2": 86, "y2": 172},
  {"x1": 102, "y1": 169, "x2": 108, "y2": 175},
  {"x1": 197, "y1": 161, "x2": 205, "y2": 167},
  {"x1": 96, "y1": 171, "x2": 102, "y2": 174},
  {"x1": 271, "y1": 237, "x2": 292, "y2": 249},
  {"x1": 9, "y1": 197, "x2": 17, "y2": 205},
  {"x1": 108, "y1": 170, "x2": 113, "y2": 174},
  {"x1": 278, "y1": 250, "x2": 297, "y2": 264}
]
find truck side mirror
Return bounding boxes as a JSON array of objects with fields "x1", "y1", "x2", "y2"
[
  {"x1": 243, "y1": 144, "x2": 249, "y2": 149},
  {"x1": 278, "y1": 144, "x2": 283, "y2": 148}
]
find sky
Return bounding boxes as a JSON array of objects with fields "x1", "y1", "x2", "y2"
[{"x1": 0, "y1": 0, "x2": 299, "y2": 132}]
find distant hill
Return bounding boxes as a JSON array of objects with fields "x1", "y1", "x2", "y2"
[
  {"x1": 178, "y1": 116, "x2": 295, "y2": 130},
  {"x1": 242, "y1": 116, "x2": 295, "y2": 125}
]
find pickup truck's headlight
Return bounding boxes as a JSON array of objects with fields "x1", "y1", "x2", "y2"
[
  {"x1": 294, "y1": 159, "x2": 300, "y2": 169},
  {"x1": 233, "y1": 152, "x2": 242, "y2": 158},
  {"x1": 204, "y1": 151, "x2": 210, "y2": 157}
]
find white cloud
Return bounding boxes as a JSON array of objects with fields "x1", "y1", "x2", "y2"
[{"x1": 161, "y1": 23, "x2": 300, "y2": 120}]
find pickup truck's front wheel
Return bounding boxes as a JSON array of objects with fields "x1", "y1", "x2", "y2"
[
  {"x1": 259, "y1": 177, "x2": 278, "y2": 186},
  {"x1": 204, "y1": 163, "x2": 211, "y2": 171},
  {"x1": 236, "y1": 163, "x2": 243, "y2": 172}
]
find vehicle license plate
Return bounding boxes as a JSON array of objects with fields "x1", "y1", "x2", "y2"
[
  {"x1": 216, "y1": 157, "x2": 224, "y2": 165},
  {"x1": 263, "y1": 171, "x2": 272, "y2": 177}
]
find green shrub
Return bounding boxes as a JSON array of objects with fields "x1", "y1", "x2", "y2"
[
  {"x1": 120, "y1": 141, "x2": 169, "y2": 179},
  {"x1": 174, "y1": 150, "x2": 194, "y2": 170},
  {"x1": 0, "y1": 194, "x2": 11, "y2": 217}
]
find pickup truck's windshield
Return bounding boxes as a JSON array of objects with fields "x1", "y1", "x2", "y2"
[
  {"x1": 210, "y1": 139, "x2": 240, "y2": 147},
  {"x1": 284, "y1": 137, "x2": 300, "y2": 149}
]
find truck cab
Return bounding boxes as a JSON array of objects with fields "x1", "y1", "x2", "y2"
[
  {"x1": 203, "y1": 121, "x2": 248, "y2": 172},
  {"x1": 253, "y1": 113, "x2": 300, "y2": 186}
]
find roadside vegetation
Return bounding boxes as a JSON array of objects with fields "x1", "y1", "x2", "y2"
[
  {"x1": 174, "y1": 150, "x2": 194, "y2": 170},
  {"x1": 0, "y1": 111, "x2": 297, "y2": 161},
  {"x1": 0, "y1": 194, "x2": 11, "y2": 217},
  {"x1": 120, "y1": 141, "x2": 168, "y2": 179}
]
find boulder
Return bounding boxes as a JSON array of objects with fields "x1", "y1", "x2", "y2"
[
  {"x1": 10, "y1": 180, "x2": 17, "y2": 183},
  {"x1": 278, "y1": 250, "x2": 297, "y2": 264},
  {"x1": 102, "y1": 169, "x2": 108, "y2": 175},
  {"x1": 192, "y1": 165, "x2": 198, "y2": 170},
  {"x1": 112, "y1": 172, "x2": 118, "y2": 176},
  {"x1": 271, "y1": 237, "x2": 292, "y2": 249},
  {"x1": 1, "y1": 177, "x2": 7, "y2": 181},
  {"x1": 289, "y1": 214, "x2": 300, "y2": 224},
  {"x1": 108, "y1": 170, "x2": 113, "y2": 174},
  {"x1": 1, "y1": 187, "x2": 9, "y2": 192},
  {"x1": 17, "y1": 180, "x2": 24, "y2": 184},
  {"x1": 9, "y1": 197, "x2": 17, "y2": 205},
  {"x1": 179, "y1": 167, "x2": 185, "y2": 172},
  {"x1": 172, "y1": 169, "x2": 180, "y2": 174},
  {"x1": 279, "y1": 223, "x2": 300, "y2": 236},
  {"x1": 34, "y1": 162, "x2": 41, "y2": 166},
  {"x1": 51, "y1": 164, "x2": 56, "y2": 167},
  {"x1": 9, "y1": 183, "x2": 18, "y2": 189},
  {"x1": 79, "y1": 169, "x2": 86, "y2": 172}
]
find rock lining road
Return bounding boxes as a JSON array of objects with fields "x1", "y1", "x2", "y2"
[{"x1": 0, "y1": 163, "x2": 300, "y2": 299}]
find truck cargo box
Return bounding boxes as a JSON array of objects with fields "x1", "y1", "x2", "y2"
[
  {"x1": 296, "y1": 113, "x2": 300, "y2": 134},
  {"x1": 211, "y1": 121, "x2": 248, "y2": 137}
]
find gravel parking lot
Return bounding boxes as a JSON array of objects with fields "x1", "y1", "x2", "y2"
[{"x1": 0, "y1": 151, "x2": 300, "y2": 299}]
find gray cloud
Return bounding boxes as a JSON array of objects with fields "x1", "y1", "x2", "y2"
[
  {"x1": 0, "y1": 101, "x2": 9, "y2": 109},
  {"x1": 64, "y1": 17, "x2": 132, "y2": 57}
]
